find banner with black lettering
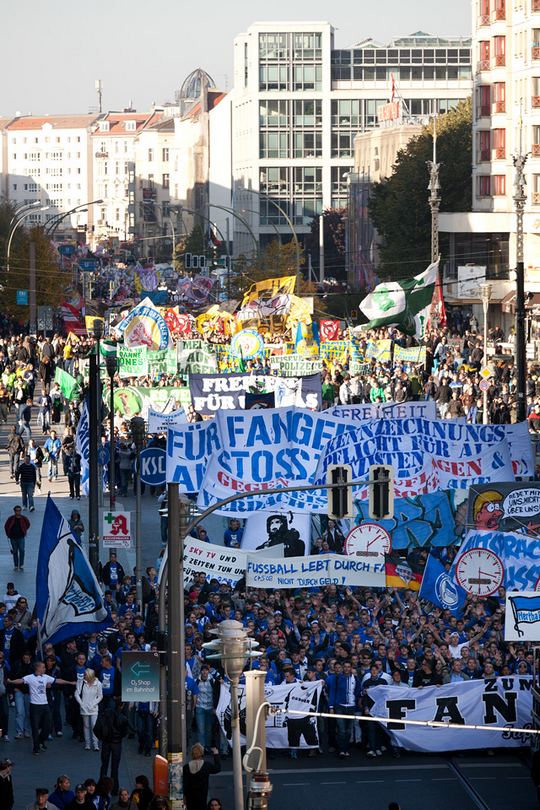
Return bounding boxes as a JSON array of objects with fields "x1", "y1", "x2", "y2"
[
  {"x1": 217, "y1": 680, "x2": 323, "y2": 749},
  {"x1": 246, "y1": 553, "x2": 386, "y2": 589},
  {"x1": 189, "y1": 373, "x2": 321, "y2": 415},
  {"x1": 183, "y1": 538, "x2": 246, "y2": 587},
  {"x1": 368, "y1": 676, "x2": 533, "y2": 752}
]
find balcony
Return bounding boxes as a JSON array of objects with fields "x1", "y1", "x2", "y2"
[
  {"x1": 477, "y1": 59, "x2": 490, "y2": 72},
  {"x1": 495, "y1": 147, "x2": 505, "y2": 159},
  {"x1": 494, "y1": 54, "x2": 506, "y2": 66},
  {"x1": 479, "y1": 13, "x2": 490, "y2": 25},
  {"x1": 533, "y1": 47, "x2": 540, "y2": 60},
  {"x1": 478, "y1": 104, "x2": 491, "y2": 117},
  {"x1": 533, "y1": 192, "x2": 540, "y2": 204},
  {"x1": 532, "y1": 144, "x2": 540, "y2": 156},
  {"x1": 494, "y1": 100, "x2": 506, "y2": 113},
  {"x1": 494, "y1": 5, "x2": 506, "y2": 20},
  {"x1": 533, "y1": 96, "x2": 540, "y2": 107},
  {"x1": 534, "y1": 0, "x2": 540, "y2": 11},
  {"x1": 478, "y1": 149, "x2": 491, "y2": 162}
]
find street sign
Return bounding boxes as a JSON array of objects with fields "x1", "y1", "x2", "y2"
[
  {"x1": 121, "y1": 651, "x2": 160, "y2": 701},
  {"x1": 101, "y1": 509, "x2": 132, "y2": 548},
  {"x1": 16, "y1": 289, "x2": 28, "y2": 305},
  {"x1": 480, "y1": 367, "x2": 492, "y2": 379},
  {"x1": 79, "y1": 258, "x2": 98, "y2": 271},
  {"x1": 479, "y1": 379, "x2": 490, "y2": 392},
  {"x1": 139, "y1": 446, "x2": 166, "y2": 486}
]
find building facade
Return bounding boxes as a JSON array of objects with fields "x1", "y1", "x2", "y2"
[
  {"x1": 2, "y1": 114, "x2": 99, "y2": 234},
  {"x1": 230, "y1": 22, "x2": 472, "y2": 259}
]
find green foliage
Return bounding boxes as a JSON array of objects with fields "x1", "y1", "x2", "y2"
[{"x1": 368, "y1": 98, "x2": 472, "y2": 279}]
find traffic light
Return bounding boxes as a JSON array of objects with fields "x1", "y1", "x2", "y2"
[
  {"x1": 327, "y1": 464, "x2": 354, "y2": 519},
  {"x1": 369, "y1": 465, "x2": 394, "y2": 520}
]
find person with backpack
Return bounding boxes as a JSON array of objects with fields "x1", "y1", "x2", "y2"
[
  {"x1": 4, "y1": 506, "x2": 30, "y2": 571},
  {"x1": 96, "y1": 701, "x2": 129, "y2": 795}
]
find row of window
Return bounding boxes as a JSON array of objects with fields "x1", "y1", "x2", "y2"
[
  {"x1": 145, "y1": 148, "x2": 170, "y2": 162},
  {"x1": 14, "y1": 151, "x2": 82, "y2": 161},
  {"x1": 10, "y1": 135, "x2": 82, "y2": 144},
  {"x1": 260, "y1": 99, "x2": 323, "y2": 128},
  {"x1": 477, "y1": 128, "x2": 506, "y2": 161},
  {"x1": 476, "y1": 174, "x2": 540, "y2": 197},
  {"x1": 478, "y1": 36, "x2": 506, "y2": 68},
  {"x1": 331, "y1": 65, "x2": 471, "y2": 81},
  {"x1": 259, "y1": 64, "x2": 323, "y2": 91},
  {"x1": 330, "y1": 47, "x2": 471, "y2": 65},
  {"x1": 258, "y1": 32, "x2": 323, "y2": 62}
]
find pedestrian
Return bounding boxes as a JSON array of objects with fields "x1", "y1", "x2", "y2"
[
  {"x1": 25, "y1": 786, "x2": 57, "y2": 810},
  {"x1": 44, "y1": 429, "x2": 62, "y2": 480},
  {"x1": 67, "y1": 447, "x2": 82, "y2": 499},
  {"x1": 110, "y1": 788, "x2": 133, "y2": 810},
  {"x1": 0, "y1": 759, "x2": 15, "y2": 810},
  {"x1": 69, "y1": 510, "x2": 85, "y2": 544},
  {"x1": 182, "y1": 744, "x2": 221, "y2": 810},
  {"x1": 11, "y1": 650, "x2": 32, "y2": 739},
  {"x1": 96, "y1": 701, "x2": 129, "y2": 795},
  {"x1": 207, "y1": 800, "x2": 222, "y2": 810},
  {"x1": 0, "y1": 384, "x2": 10, "y2": 423},
  {"x1": 75, "y1": 668, "x2": 103, "y2": 751},
  {"x1": 27, "y1": 438, "x2": 44, "y2": 487},
  {"x1": 129, "y1": 775, "x2": 155, "y2": 810},
  {"x1": 48, "y1": 775, "x2": 75, "y2": 810},
  {"x1": 4, "y1": 506, "x2": 30, "y2": 571},
  {"x1": 15, "y1": 453, "x2": 37, "y2": 512},
  {"x1": 19, "y1": 397, "x2": 33, "y2": 442},
  {"x1": 37, "y1": 388, "x2": 52, "y2": 434},
  {"x1": 7, "y1": 660, "x2": 75, "y2": 755},
  {"x1": 6, "y1": 426, "x2": 25, "y2": 478},
  {"x1": 101, "y1": 551, "x2": 125, "y2": 591},
  {"x1": 65, "y1": 783, "x2": 94, "y2": 809}
]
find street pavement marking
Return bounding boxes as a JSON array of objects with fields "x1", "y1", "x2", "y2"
[
  {"x1": 320, "y1": 781, "x2": 346, "y2": 784},
  {"x1": 282, "y1": 783, "x2": 311, "y2": 786},
  {"x1": 432, "y1": 778, "x2": 456, "y2": 781},
  {"x1": 395, "y1": 778, "x2": 422, "y2": 782},
  {"x1": 469, "y1": 777, "x2": 496, "y2": 780},
  {"x1": 459, "y1": 762, "x2": 522, "y2": 769},
  {"x1": 222, "y1": 764, "x2": 449, "y2": 776},
  {"x1": 356, "y1": 780, "x2": 384, "y2": 783}
]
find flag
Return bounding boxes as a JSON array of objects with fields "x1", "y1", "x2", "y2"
[
  {"x1": 241, "y1": 275, "x2": 296, "y2": 308},
  {"x1": 385, "y1": 553, "x2": 423, "y2": 590},
  {"x1": 85, "y1": 315, "x2": 104, "y2": 336},
  {"x1": 54, "y1": 367, "x2": 79, "y2": 401},
  {"x1": 319, "y1": 319, "x2": 340, "y2": 341},
  {"x1": 419, "y1": 552, "x2": 467, "y2": 616},
  {"x1": 75, "y1": 397, "x2": 90, "y2": 495},
  {"x1": 116, "y1": 297, "x2": 171, "y2": 350},
  {"x1": 36, "y1": 497, "x2": 111, "y2": 645},
  {"x1": 509, "y1": 594, "x2": 540, "y2": 637},
  {"x1": 359, "y1": 260, "x2": 439, "y2": 337}
]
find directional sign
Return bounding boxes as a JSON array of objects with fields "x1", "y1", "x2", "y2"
[
  {"x1": 16, "y1": 289, "x2": 28, "y2": 306},
  {"x1": 139, "y1": 446, "x2": 166, "y2": 486},
  {"x1": 121, "y1": 651, "x2": 160, "y2": 701}
]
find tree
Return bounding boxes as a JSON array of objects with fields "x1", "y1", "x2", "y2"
[
  {"x1": 0, "y1": 203, "x2": 65, "y2": 322},
  {"x1": 368, "y1": 98, "x2": 472, "y2": 279},
  {"x1": 305, "y1": 208, "x2": 347, "y2": 282}
]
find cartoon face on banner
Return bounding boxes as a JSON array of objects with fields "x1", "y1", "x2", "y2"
[
  {"x1": 468, "y1": 484, "x2": 540, "y2": 536},
  {"x1": 230, "y1": 329, "x2": 264, "y2": 360}
]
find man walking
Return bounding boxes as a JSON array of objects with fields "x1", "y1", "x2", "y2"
[
  {"x1": 0, "y1": 758, "x2": 15, "y2": 810},
  {"x1": 7, "y1": 661, "x2": 75, "y2": 755},
  {"x1": 15, "y1": 455, "x2": 37, "y2": 512},
  {"x1": 4, "y1": 507, "x2": 30, "y2": 571},
  {"x1": 6, "y1": 427, "x2": 25, "y2": 479},
  {"x1": 97, "y1": 701, "x2": 129, "y2": 795},
  {"x1": 44, "y1": 430, "x2": 61, "y2": 481}
]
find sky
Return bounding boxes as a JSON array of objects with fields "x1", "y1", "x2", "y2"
[{"x1": 1, "y1": 0, "x2": 471, "y2": 116}]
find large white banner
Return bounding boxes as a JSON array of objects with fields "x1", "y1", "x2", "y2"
[
  {"x1": 505, "y1": 591, "x2": 540, "y2": 641},
  {"x1": 242, "y1": 511, "x2": 312, "y2": 556},
  {"x1": 217, "y1": 680, "x2": 323, "y2": 749},
  {"x1": 246, "y1": 553, "x2": 386, "y2": 589},
  {"x1": 184, "y1": 538, "x2": 246, "y2": 587},
  {"x1": 148, "y1": 407, "x2": 186, "y2": 435},
  {"x1": 166, "y1": 421, "x2": 221, "y2": 493},
  {"x1": 327, "y1": 401, "x2": 436, "y2": 421},
  {"x1": 369, "y1": 676, "x2": 533, "y2": 752}
]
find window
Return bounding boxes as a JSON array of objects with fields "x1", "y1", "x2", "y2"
[
  {"x1": 99, "y1": 121, "x2": 110, "y2": 132},
  {"x1": 12, "y1": 183, "x2": 17, "y2": 190},
  {"x1": 259, "y1": 32, "x2": 288, "y2": 59},
  {"x1": 479, "y1": 40, "x2": 490, "y2": 69},
  {"x1": 260, "y1": 100, "x2": 289, "y2": 127},
  {"x1": 478, "y1": 130, "x2": 491, "y2": 162},
  {"x1": 12, "y1": 153, "x2": 16, "y2": 160},
  {"x1": 148, "y1": 148, "x2": 154, "y2": 162},
  {"x1": 293, "y1": 64, "x2": 322, "y2": 91},
  {"x1": 260, "y1": 131, "x2": 288, "y2": 159},
  {"x1": 162, "y1": 147, "x2": 169, "y2": 162},
  {"x1": 477, "y1": 85, "x2": 491, "y2": 117},
  {"x1": 493, "y1": 174, "x2": 506, "y2": 195},
  {"x1": 493, "y1": 81, "x2": 506, "y2": 112},
  {"x1": 493, "y1": 128, "x2": 506, "y2": 158},
  {"x1": 259, "y1": 65, "x2": 288, "y2": 91},
  {"x1": 477, "y1": 175, "x2": 491, "y2": 196},
  {"x1": 162, "y1": 173, "x2": 170, "y2": 189},
  {"x1": 480, "y1": 0, "x2": 490, "y2": 17},
  {"x1": 293, "y1": 131, "x2": 322, "y2": 158},
  {"x1": 125, "y1": 121, "x2": 136, "y2": 132},
  {"x1": 532, "y1": 174, "x2": 540, "y2": 203},
  {"x1": 493, "y1": 36, "x2": 506, "y2": 66}
]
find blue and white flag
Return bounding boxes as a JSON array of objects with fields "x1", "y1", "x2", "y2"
[
  {"x1": 419, "y1": 552, "x2": 467, "y2": 616},
  {"x1": 450, "y1": 529, "x2": 540, "y2": 594},
  {"x1": 505, "y1": 591, "x2": 540, "y2": 641},
  {"x1": 75, "y1": 397, "x2": 90, "y2": 496},
  {"x1": 36, "y1": 497, "x2": 111, "y2": 645}
]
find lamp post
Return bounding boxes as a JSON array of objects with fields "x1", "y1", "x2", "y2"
[
  {"x1": 203, "y1": 620, "x2": 259, "y2": 810},
  {"x1": 6, "y1": 205, "x2": 50, "y2": 273},
  {"x1": 88, "y1": 318, "x2": 104, "y2": 574},
  {"x1": 130, "y1": 416, "x2": 146, "y2": 608},
  {"x1": 513, "y1": 150, "x2": 528, "y2": 423},
  {"x1": 105, "y1": 354, "x2": 117, "y2": 507},
  {"x1": 44, "y1": 199, "x2": 104, "y2": 237},
  {"x1": 480, "y1": 282, "x2": 493, "y2": 424}
]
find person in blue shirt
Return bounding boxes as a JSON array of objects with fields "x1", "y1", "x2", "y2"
[
  {"x1": 43, "y1": 430, "x2": 62, "y2": 480},
  {"x1": 223, "y1": 519, "x2": 244, "y2": 549},
  {"x1": 98, "y1": 655, "x2": 117, "y2": 710}
]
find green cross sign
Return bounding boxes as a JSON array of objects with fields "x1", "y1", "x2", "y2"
[{"x1": 104, "y1": 512, "x2": 115, "y2": 525}]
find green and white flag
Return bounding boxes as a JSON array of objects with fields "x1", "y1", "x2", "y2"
[
  {"x1": 359, "y1": 260, "x2": 439, "y2": 337},
  {"x1": 54, "y1": 367, "x2": 79, "y2": 401}
]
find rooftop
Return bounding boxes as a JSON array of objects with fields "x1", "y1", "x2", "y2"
[{"x1": 7, "y1": 114, "x2": 99, "y2": 130}]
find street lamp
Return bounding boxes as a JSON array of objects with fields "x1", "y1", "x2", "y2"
[
  {"x1": 130, "y1": 415, "x2": 146, "y2": 608},
  {"x1": 204, "y1": 620, "x2": 260, "y2": 810},
  {"x1": 88, "y1": 317, "x2": 104, "y2": 575},
  {"x1": 45, "y1": 199, "x2": 104, "y2": 237},
  {"x1": 105, "y1": 353, "x2": 118, "y2": 507},
  {"x1": 6, "y1": 205, "x2": 50, "y2": 272},
  {"x1": 480, "y1": 282, "x2": 493, "y2": 424}
]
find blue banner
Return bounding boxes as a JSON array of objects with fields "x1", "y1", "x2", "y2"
[
  {"x1": 419, "y1": 552, "x2": 467, "y2": 615},
  {"x1": 450, "y1": 529, "x2": 540, "y2": 594},
  {"x1": 36, "y1": 497, "x2": 111, "y2": 645},
  {"x1": 354, "y1": 491, "x2": 456, "y2": 548}
]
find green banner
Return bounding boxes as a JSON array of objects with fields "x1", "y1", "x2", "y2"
[
  {"x1": 112, "y1": 385, "x2": 191, "y2": 419},
  {"x1": 54, "y1": 367, "x2": 79, "y2": 401},
  {"x1": 148, "y1": 349, "x2": 178, "y2": 376},
  {"x1": 177, "y1": 339, "x2": 217, "y2": 374},
  {"x1": 268, "y1": 354, "x2": 323, "y2": 377},
  {"x1": 118, "y1": 345, "x2": 148, "y2": 378}
]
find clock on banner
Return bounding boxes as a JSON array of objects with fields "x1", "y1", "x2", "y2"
[
  {"x1": 345, "y1": 523, "x2": 392, "y2": 557},
  {"x1": 455, "y1": 547, "x2": 504, "y2": 596}
]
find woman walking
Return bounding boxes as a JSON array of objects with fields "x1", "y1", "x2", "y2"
[
  {"x1": 182, "y1": 744, "x2": 221, "y2": 810},
  {"x1": 75, "y1": 668, "x2": 103, "y2": 751}
]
